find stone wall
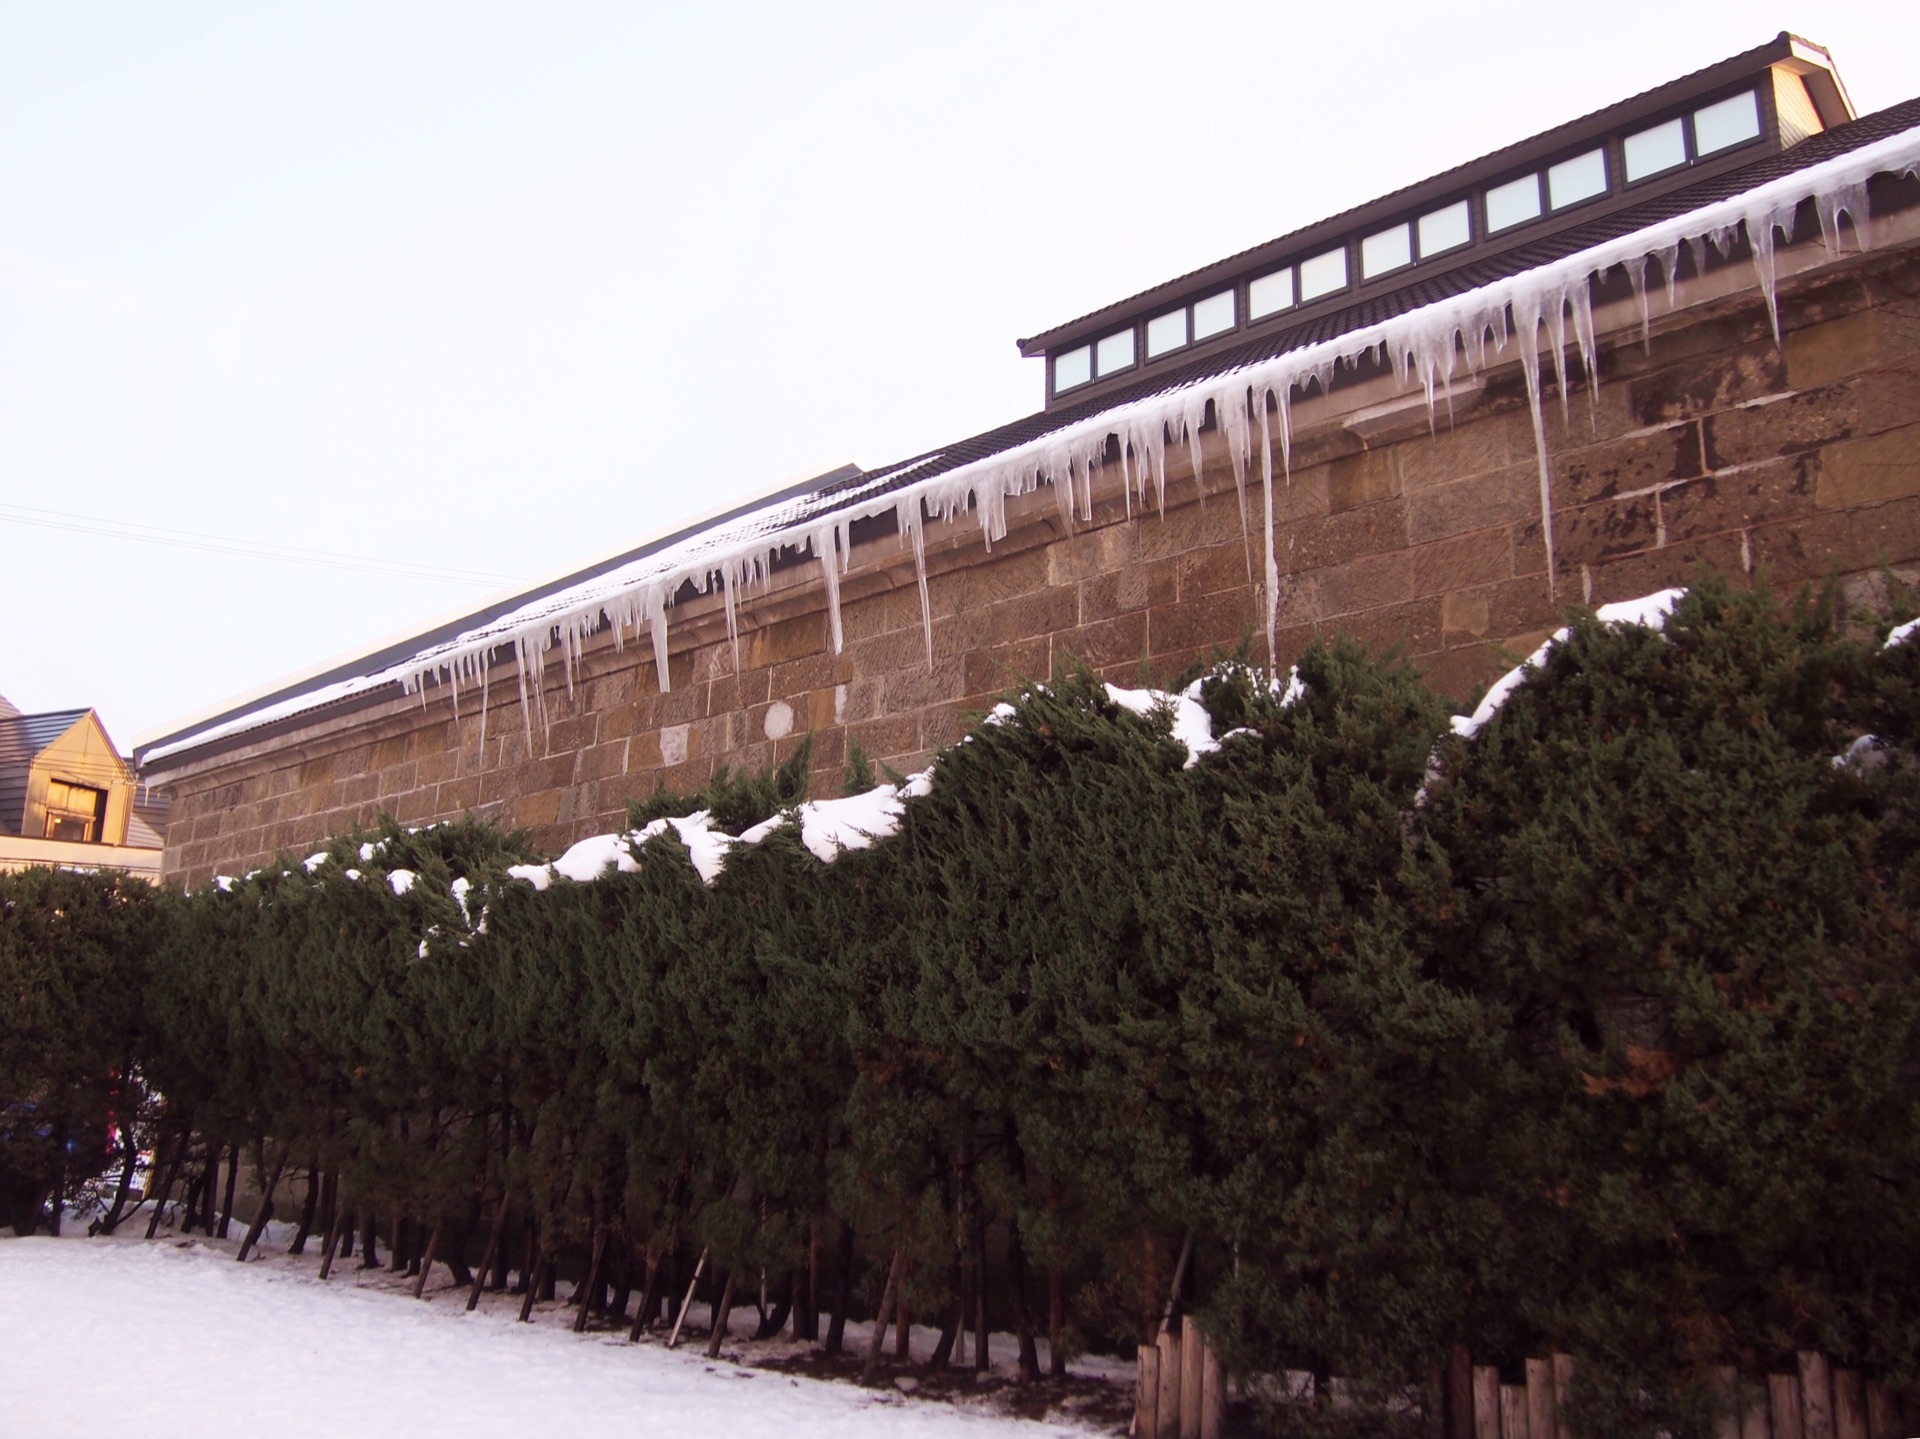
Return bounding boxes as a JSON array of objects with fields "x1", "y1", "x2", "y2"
[{"x1": 152, "y1": 238, "x2": 1920, "y2": 888}]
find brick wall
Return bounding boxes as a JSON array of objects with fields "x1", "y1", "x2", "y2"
[{"x1": 152, "y1": 240, "x2": 1920, "y2": 888}]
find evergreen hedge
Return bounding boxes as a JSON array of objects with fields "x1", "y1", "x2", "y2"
[{"x1": 2, "y1": 571, "x2": 1916, "y2": 1437}]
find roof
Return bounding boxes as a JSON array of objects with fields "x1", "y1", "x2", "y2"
[
  {"x1": 1017, "y1": 32, "x2": 1852, "y2": 360},
  {"x1": 137, "y1": 86, "x2": 1920, "y2": 771},
  {"x1": 0, "y1": 709, "x2": 90, "y2": 836}
]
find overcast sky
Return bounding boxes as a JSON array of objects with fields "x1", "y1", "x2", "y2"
[{"x1": 4, "y1": 2, "x2": 1916, "y2": 748}]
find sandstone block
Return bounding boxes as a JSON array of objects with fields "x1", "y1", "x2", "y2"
[
  {"x1": 1815, "y1": 423, "x2": 1920, "y2": 509},
  {"x1": 1328, "y1": 448, "x2": 1398, "y2": 512}
]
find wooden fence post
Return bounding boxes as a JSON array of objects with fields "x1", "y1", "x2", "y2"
[
  {"x1": 1199, "y1": 1329, "x2": 1223, "y2": 1439},
  {"x1": 1770, "y1": 1373, "x2": 1805, "y2": 1439},
  {"x1": 1863, "y1": 1380, "x2": 1898, "y2": 1439},
  {"x1": 1500, "y1": 1382, "x2": 1530, "y2": 1439},
  {"x1": 1448, "y1": 1346, "x2": 1474, "y2": 1439},
  {"x1": 1155, "y1": 1328, "x2": 1181, "y2": 1439},
  {"x1": 1550, "y1": 1353, "x2": 1575, "y2": 1439},
  {"x1": 1798, "y1": 1353, "x2": 1835, "y2": 1439},
  {"x1": 1526, "y1": 1358, "x2": 1556, "y2": 1439},
  {"x1": 1137, "y1": 1344, "x2": 1161, "y2": 1439},
  {"x1": 1832, "y1": 1368, "x2": 1867, "y2": 1439},
  {"x1": 1711, "y1": 1365, "x2": 1741, "y2": 1439},
  {"x1": 1180, "y1": 1319, "x2": 1205, "y2": 1439},
  {"x1": 1472, "y1": 1364, "x2": 1501, "y2": 1439}
]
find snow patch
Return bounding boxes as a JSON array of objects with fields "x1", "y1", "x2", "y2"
[
  {"x1": 1885, "y1": 617, "x2": 1920, "y2": 650},
  {"x1": 387, "y1": 869, "x2": 417, "y2": 896}
]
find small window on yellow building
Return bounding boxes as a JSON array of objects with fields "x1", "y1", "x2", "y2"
[{"x1": 44, "y1": 780, "x2": 105, "y2": 843}]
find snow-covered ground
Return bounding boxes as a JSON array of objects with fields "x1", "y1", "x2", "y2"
[{"x1": 0, "y1": 1229, "x2": 1125, "y2": 1438}]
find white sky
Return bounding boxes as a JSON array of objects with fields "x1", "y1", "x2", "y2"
[{"x1": 3, "y1": 1, "x2": 1916, "y2": 748}]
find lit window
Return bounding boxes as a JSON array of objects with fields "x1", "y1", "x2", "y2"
[
  {"x1": 1053, "y1": 345, "x2": 1091, "y2": 392},
  {"x1": 1360, "y1": 223, "x2": 1412, "y2": 279},
  {"x1": 1624, "y1": 117, "x2": 1687, "y2": 181},
  {"x1": 1417, "y1": 200, "x2": 1471, "y2": 257},
  {"x1": 1095, "y1": 328, "x2": 1136, "y2": 376},
  {"x1": 1547, "y1": 149, "x2": 1608, "y2": 209},
  {"x1": 1191, "y1": 290, "x2": 1235, "y2": 340},
  {"x1": 1694, "y1": 90, "x2": 1761, "y2": 156},
  {"x1": 1249, "y1": 268, "x2": 1294, "y2": 319},
  {"x1": 1146, "y1": 309, "x2": 1188, "y2": 358},
  {"x1": 1298, "y1": 247, "x2": 1348, "y2": 301},
  {"x1": 43, "y1": 779, "x2": 104, "y2": 844},
  {"x1": 1485, "y1": 173, "x2": 1543, "y2": 232}
]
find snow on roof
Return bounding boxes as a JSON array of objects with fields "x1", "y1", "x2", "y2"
[{"x1": 138, "y1": 111, "x2": 1920, "y2": 769}]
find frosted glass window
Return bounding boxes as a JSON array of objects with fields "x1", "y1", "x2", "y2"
[
  {"x1": 1053, "y1": 345, "x2": 1091, "y2": 392},
  {"x1": 1417, "y1": 200, "x2": 1471, "y2": 256},
  {"x1": 1624, "y1": 117, "x2": 1687, "y2": 181},
  {"x1": 1191, "y1": 290, "x2": 1235, "y2": 340},
  {"x1": 1360, "y1": 223, "x2": 1412, "y2": 279},
  {"x1": 1249, "y1": 268, "x2": 1294, "y2": 319},
  {"x1": 1146, "y1": 309, "x2": 1188, "y2": 358},
  {"x1": 1548, "y1": 149, "x2": 1608, "y2": 210},
  {"x1": 1095, "y1": 328, "x2": 1136, "y2": 376},
  {"x1": 1298, "y1": 247, "x2": 1348, "y2": 301},
  {"x1": 1485, "y1": 173, "x2": 1543, "y2": 232},
  {"x1": 1694, "y1": 90, "x2": 1761, "y2": 156}
]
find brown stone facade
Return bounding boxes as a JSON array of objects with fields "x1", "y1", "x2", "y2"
[{"x1": 151, "y1": 236, "x2": 1920, "y2": 889}]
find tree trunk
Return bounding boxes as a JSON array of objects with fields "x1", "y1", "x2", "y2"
[
  {"x1": 96, "y1": 1120, "x2": 143, "y2": 1236},
  {"x1": 144, "y1": 1125, "x2": 189, "y2": 1241},
  {"x1": 630, "y1": 1246, "x2": 667, "y2": 1341},
  {"x1": 442, "y1": 1201, "x2": 479, "y2": 1289},
  {"x1": 572, "y1": 1227, "x2": 610, "y2": 1333},
  {"x1": 358, "y1": 1206, "x2": 381, "y2": 1269},
  {"x1": 861, "y1": 1231, "x2": 910, "y2": 1387},
  {"x1": 973, "y1": 1203, "x2": 990, "y2": 1373},
  {"x1": 825, "y1": 1218, "x2": 855, "y2": 1356},
  {"x1": 704, "y1": 1270, "x2": 738, "y2": 1358},
  {"x1": 289, "y1": 1162, "x2": 320, "y2": 1255},
  {"x1": 754, "y1": 1270, "x2": 794, "y2": 1340},
  {"x1": 797, "y1": 1218, "x2": 821, "y2": 1342},
  {"x1": 518, "y1": 1251, "x2": 550, "y2": 1323},
  {"x1": 1006, "y1": 1212, "x2": 1042, "y2": 1382},
  {"x1": 235, "y1": 1148, "x2": 289, "y2": 1261},
  {"x1": 217, "y1": 1142, "x2": 239, "y2": 1239},
  {"x1": 318, "y1": 1194, "x2": 349, "y2": 1280},
  {"x1": 666, "y1": 1248, "x2": 708, "y2": 1350},
  {"x1": 606, "y1": 1241, "x2": 633, "y2": 1324},
  {"x1": 411, "y1": 1221, "x2": 442, "y2": 1298},
  {"x1": 468, "y1": 1197, "x2": 511, "y2": 1312}
]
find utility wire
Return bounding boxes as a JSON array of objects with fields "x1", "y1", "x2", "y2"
[{"x1": 0, "y1": 502, "x2": 528, "y2": 588}]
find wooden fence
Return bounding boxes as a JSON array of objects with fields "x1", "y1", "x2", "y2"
[{"x1": 1134, "y1": 1341, "x2": 1914, "y2": 1439}]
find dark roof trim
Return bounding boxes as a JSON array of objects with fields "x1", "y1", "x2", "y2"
[{"x1": 1016, "y1": 33, "x2": 1846, "y2": 357}]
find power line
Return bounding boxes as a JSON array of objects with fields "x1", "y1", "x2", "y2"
[{"x1": 0, "y1": 502, "x2": 529, "y2": 588}]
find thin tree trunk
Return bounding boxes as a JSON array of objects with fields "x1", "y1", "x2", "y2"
[
  {"x1": 862, "y1": 1229, "x2": 910, "y2": 1387},
  {"x1": 1007, "y1": 1212, "x2": 1042, "y2": 1382},
  {"x1": 442, "y1": 1202, "x2": 479, "y2": 1289},
  {"x1": 666, "y1": 1248, "x2": 708, "y2": 1350},
  {"x1": 318, "y1": 1194, "x2": 349, "y2": 1280},
  {"x1": 629, "y1": 1246, "x2": 667, "y2": 1341},
  {"x1": 754, "y1": 1270, "x2": 794, "y2": 1341},
  {"x1": 607, "y1": 1242, "x2": 634, "y2": 1324},
  {"x1": 518, "y1": 1251, "x2": 550, "y2": 1323},
  {"x1": 358, "y1": 1206, "x2": 380, "y2": 1269},
  {"x1": 97, "y1": 1121, "x2": 143, "y2": 1235},
  {"x1": 973, "y1": 1203, "x2": 990, "y2": 1373},
  {"x1": 572, "y1": 1227, "x2": 610, "y2": 1333},
  {"x1": 824, "y1": 1220, "x2": 855, "y2": 1356},
  {"x1": 468, "y1": 1197, "x2": 511, "y2": 1312},
  {"x1": 895, "y1": 1258, "x2": 913, "y2": 1360},
  {"x1": 235, "y1": 1148, "x2": 289, "y2": 1262},
  {"x1": 798, "y1": 1218, "x2": 820, "y2": 1342},
  {"x1": 217, "y1": 1142, "x2": 239, "y2": 1239},
  {"x1": 47, "y1": 1122, "x2": 68, "y2": 1235},
  {"x1": 289, "y1": 1162, "x2": 320, "y2": 1255},
  {"x1": 412, "y1": 1222, "x2": 442, "y2": 1298},
  {"x1": 704, "y1": 1270, "x2": 738, "y2": 1358},
  {"x1": 144, "y1": 1125, "x2": 189, "y2": 1240}
]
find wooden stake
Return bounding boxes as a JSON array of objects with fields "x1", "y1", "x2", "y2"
[
  {"x1": 1154, "y1": 1329, "x2": 1180, "y2": 1439},
  {"x1": 1136, "y1": 1344, "x2": 1161, "y2": 1439},
  {"x1": 1551, "y1": 1353, "x2": 1575, "y2": 1439},
  {"x1": 666, "y1": 1248, "x2": 707, "y2": 1350},
  {"x1": 1447, "y1": 1345, "x2": 1474, "y2": 1439},
  {"x1": 1180, "y1": 1319, "x2": 1205, "y2": 1439},
  {"x1": 1472, "y1": 1365, "x2": 1501, "y2": 1439},
  {"x1": 1771, "y1": 1373, "x2": 1805, "y2": 1439},
  {"x1": 1527, "y1": 1358, "x2": 1557, "y2": 1439},
  {"x1": 1798, "y1": 1353, "x2": 1835, "y2": 1439},
  {"x1": 1199, "y1": 1328, "x2": 1223, "y2": 1439},
  {"x1": 1832, "y1": 1368, "x2": 1867, "y2": 1439},
  {"x1": 1501, "y1": 1383, "x2": 1531, "y2": 1439}
]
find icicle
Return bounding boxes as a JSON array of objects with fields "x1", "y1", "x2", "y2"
[
  {"x1": 1624, "y1": 255, "x2": 1653, "y2": 352},
  {"x1": 721, "y1": 564, "x2": 741, "y2": 674},
  {"x1": 650, "y1": 590, "x2": 671, "y2": 695},
  {"x1": 904, "y1": 500, "x2": 934, "y2": 670},
  {"x1": 478, "y1": 652, "x2": 490, "y2": 756},
  {"x1": 1569, "y1": 278, "x2": 1600, "y2": 408},
  {"x1": 1218, "y1": 387, "x2": 1256, "y2": 583},
  {"x1": 814, "y1": 524, "x2": 845, "y2": 654},
  {"x1": 1513, "y1": 300, "x2": 1559, "y2": 595},
  {"x1": 1257, "y1": 390, "x2": 1281, "y2": 677}
]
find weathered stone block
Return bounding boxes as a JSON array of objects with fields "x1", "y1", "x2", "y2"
[
  {"x1": 1816, "y1": 424, "x2": 1920, "y2": 509},
  {"x1": 1660, "y1": 456, "x2": 1816, "y2": 542},
  {"x1": 1053, "y1": 612, "x2": 1149, "y2": 671},
  {"x1": 1328, "y1": 448, "x2": 1398, "y2": 512},
  {"x1": 1410, "y1": 529, "x2": 1515, "y2": 598},
  {"x1": 1785, "y1": 307, "x2": 1882, "y2": 390},
  {"x1": 1555, "y1": 423, "x2": 1703, "y2": 507},
  {"x1": 1627, "y1": 343, "x2": 1788, "y2": 425},
  {"x1": 1442, "y1": 588, "x2": 1492, "y2": 639}
]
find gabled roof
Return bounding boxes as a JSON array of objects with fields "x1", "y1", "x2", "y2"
[{"x1": 0, "y1": 708, "x2": 91, "y2": 836}]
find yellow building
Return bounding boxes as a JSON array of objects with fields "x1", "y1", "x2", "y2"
[{"x1": 0, "y1": 696, "x2": 164, "y2": 880}]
